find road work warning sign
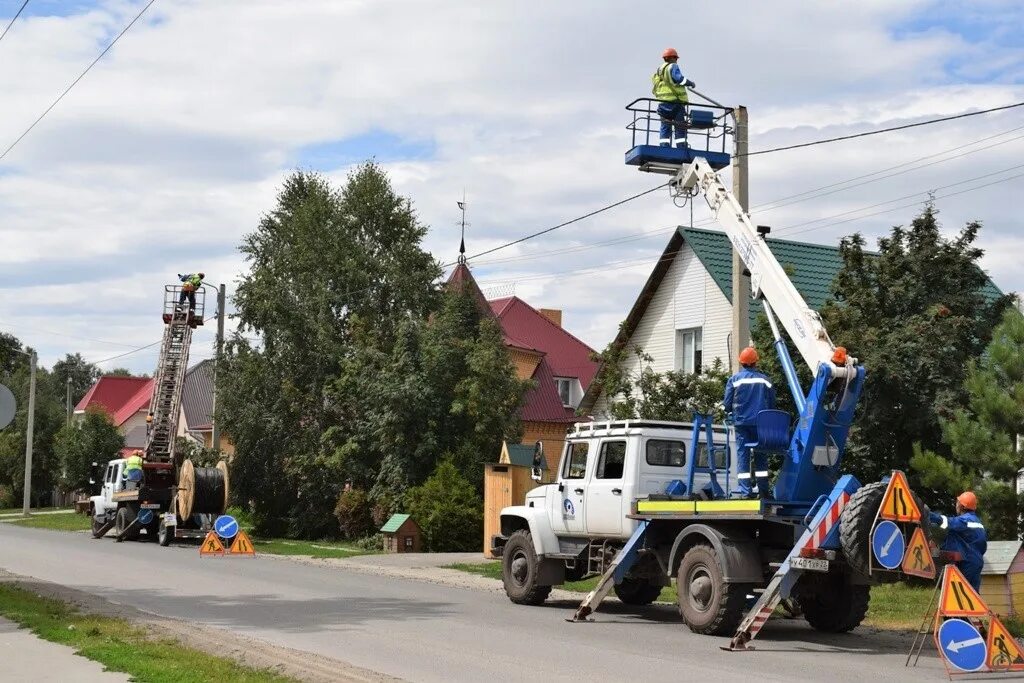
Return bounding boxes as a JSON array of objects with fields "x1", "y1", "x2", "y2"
[
  {"x1": 901, "y1": 526, "x2": 935, "y2": 579},
  {"x1": 878, "y1": 470, "x2": 921, "y2": 522},
  {"x1": 229, "y1": 530, "x2": 255, "y2": 556},
  {"x1": 987, "y1": 617, "x2": 1024, "y2": 671},
  {"x1": 940, "y1": 565, "x2": 989, "y2": 617},
  {"x1": 200, "y1": 531, "x2": 225, "y2": 556}
]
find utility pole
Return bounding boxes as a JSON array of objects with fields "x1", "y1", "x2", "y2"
[
  {"x1": 65, "y1": 376, "x2": 72, "y2": 424},
  {"x1": 211, "y1": 283, "x2": 226, "y2": 452},
  {"x1": 21, "y1": 351, "x2": 36, "y2": 516},
  {"x1": 730, "y1": 105, "x2": 751, "y2": 372}
]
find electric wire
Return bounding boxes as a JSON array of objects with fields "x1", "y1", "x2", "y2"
[
  {"x1": 0, "y1": 0, "x2": 29, "y2": 46},
  {"x1": 0, "y1": 0, "x2": 158, "y2": 162}
]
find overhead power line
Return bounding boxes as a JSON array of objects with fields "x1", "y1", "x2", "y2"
[
  {"x1": 743, "y1": 100, "x2": 1024, "y2": 157},
  {"x1": 0, "y1": 0, "x2": 157, "y2": 163},
  {"x1": 0, "y1": 0, "x2": 29, "y2": 46}
]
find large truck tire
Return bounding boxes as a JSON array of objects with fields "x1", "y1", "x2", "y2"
[
  {"x1": 614, "y1": 577, "x2": 663, "y2": 605},
  {"x1": 114, "y1": 506, "x2": 140, "y2": 542},
  {"x1": 158, "y1": 518, "x2": 175, "y2": 547},
  {"x1": 502, "y1": 530, "x2": 552, "y2": 606},
  {"x1": 840, "y1": 480, "x2": 928, "y2": 579},
  {"x1": 90, "y1": 515, "x2": 109, "y2": 539},
  {"x1": 676, "y1": 543, "x2": 750, "y2": 636},
  {"x1": 797, "y1": 571, "x2": 870, "y2": 633}
]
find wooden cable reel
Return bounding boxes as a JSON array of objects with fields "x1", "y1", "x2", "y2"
[{"x1": 177, "y1": 459, "x2": 230, "y2": 520}]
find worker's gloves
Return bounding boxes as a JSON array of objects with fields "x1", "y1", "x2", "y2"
[
  {"x1": 177, "y1": 273, "x2": 183, "y2": 279},
  {"x1": 928, "y1": 511, "x2": 943, "y2": 525},
  {"x1": 685, "y1": 79, "x2": 696, "y2": 88}
]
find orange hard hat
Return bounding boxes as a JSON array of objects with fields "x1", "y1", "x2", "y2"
[
  {"x1": 662, "y1": 47, "x2": 679, "y2": 60},
  {"x1": 738, "y1": 347, "x2": 759, "y2": 366},
  {"x1": 957, "y1": 491, "x2": 978, "y2": 511}
]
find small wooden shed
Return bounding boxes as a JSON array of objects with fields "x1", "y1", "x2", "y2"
[
  {"x1": 381, "y1": 513, "x2": 422, "y2": 554},
  {"x1": 482, "y1": 441, "x2": 551, "y2": 556},
  {"x1": 980, "y1": 540, "x2": 1024, "y2": 618}
]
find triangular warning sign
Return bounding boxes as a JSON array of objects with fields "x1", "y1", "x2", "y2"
[
  {"x1": 939, "y1": 565, "x2": 990, "y2": 617},
  {"x1": 879, "y1": 470, "x2": 921, "y2": 522},
  {"x1": 901, "y1": 526, "x2": 936, "y2": 579},
  {"x1": 229, "y1": 530, "x2": 255, "y2": 556},
  {"x1": 987, "y1": 616, "x2": 1024, "y2": 670},
  {"x1": 200, "y1": 531, "x2": 225, "y2": 556}
]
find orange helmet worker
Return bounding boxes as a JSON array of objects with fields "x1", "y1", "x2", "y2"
[
  {"x1": 724, "y1": 347, "x2": 776, "y2": 498},
  {"x1": 928, "y1": 491, "x2": 986, "y2": 590},
  {"x1": 651, "y1": 48, "x2": 695, "y2": 148}
]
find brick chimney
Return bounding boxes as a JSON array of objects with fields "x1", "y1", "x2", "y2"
[{"x1": 539, "y1": 308, "x2": 562, "y2": 327}]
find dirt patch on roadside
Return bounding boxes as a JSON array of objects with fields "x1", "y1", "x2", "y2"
[{"x1": 0, "y1": 569, "x2": 399, "y2": 683}]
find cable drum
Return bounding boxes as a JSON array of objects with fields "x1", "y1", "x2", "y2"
[{"x1": 177, "y1": 459, "x2": 230, "y2": 519}]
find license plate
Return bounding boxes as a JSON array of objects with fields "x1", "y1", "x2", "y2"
[
  {"x1": 141, "y1": 503, "x2": 161, "y2": 510},
  {"x1": 790, "y1": 557, "x2": 829, "y2": 572}
]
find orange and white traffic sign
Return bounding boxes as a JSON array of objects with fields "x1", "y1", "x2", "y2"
[
  {"x1": 901, "y1": 526, "x2": 936, "y2": 579},
  {"x1": 879, "y1": 470, "x2": 921, "y2": 522},
  {"x1": 200, "y1": 531, "x2": 226, "y2": 556},
  {"x1": 229, "y1": 530, "x2": 256, "y2": 556},
  {"x1": 987, "y1": 617, "x2": 1024, "y2": 670},
  {"x1": 939, "y1": 565, "x2": 989, "y2": 617}
]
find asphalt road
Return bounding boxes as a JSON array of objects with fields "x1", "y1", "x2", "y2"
[{"x1": 0, "y1": 524, "x2": 948, "y2": 682}]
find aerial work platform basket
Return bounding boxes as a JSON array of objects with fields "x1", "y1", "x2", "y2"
[
  {"x1": 625, "y1": 97, "x2": 733, "y2": 173},
  {"x1": 161, "y1": 285, "x2": 205, "y2": 327}
]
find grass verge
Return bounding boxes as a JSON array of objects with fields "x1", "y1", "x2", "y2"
[
  {"x1": 0, "y1": 506, "x2": 68, "y2": 515},
  {"x1": 6, "y1": 512, "x2": 91, "y2": 531},
  {"x1": 0, "y1": 583, "x2": 294, "y2": 682}
]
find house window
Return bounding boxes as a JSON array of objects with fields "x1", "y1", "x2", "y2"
[
  {"x1": 555, "y1": 377, "x2": 573, "y2": 408},
  {"x1": 403, "y1": 535, "x2": 414, "y2": 550},
  {"x1": 563, "y1": 441, "x2": 589, "y2": 479},
  {"x1": 676, "y1": 328, "x2": 703, "y2": 374}
]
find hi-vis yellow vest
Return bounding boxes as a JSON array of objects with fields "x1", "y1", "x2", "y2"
[
  {"x1": 125, "y1": 455, "x2": 143, "y2": 472},
  {"x1": 651, "y1": 63, "x2": 688, "y2": 103}
]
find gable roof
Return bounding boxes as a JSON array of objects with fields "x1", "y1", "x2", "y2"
[
  {"x1": 381, "y1": 513, "x2": 412, "y2": 533},
  {"x1": 181, "y1": 359, "x2": 214, "y2": 431},
  {"x1": 579, "y1": 225, "x2": 1007, "y2": 414},
  {"x1": 520, "y1": 356, "x2": 577, "y2": 422},
  {"x1": 74, "y1": 376, "x2": 150, "y2": 416},
  {"x1": 982, "y1": 541, "x2": 1023, "y2": 575},
  {"x1": 504, "y1": 442, "x2": 549, "y2": 470},
  {"x1": 488, "y1": 296, "x2": 598, "y2": 389}
]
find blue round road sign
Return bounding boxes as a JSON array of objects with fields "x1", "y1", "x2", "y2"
[
  {"x1": 214, "y1": 514, "x2": 239, "y2": 539},
  {"x1": 938, "y1": 618, "x2": 986, "y2": 672},
  {"x1": 871, "y1": 520, "x2": 905, "y2": 570},
  {"x1": 137, "y1": 509, "x2": 154, "y2": 526}
]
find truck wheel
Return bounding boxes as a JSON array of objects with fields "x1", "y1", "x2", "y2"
[
  {"x1": 158, "y1": 520, "x2": 174, "y2": 547},
  {"x1": 114, "y1": 506, "x2": 140, "y2": 542},
  {"x1": 839, "y1": 481, "x2": 927, "y2": 579},
  {"x1": 502, "y1": 530, "x2": 552, "y2": 606},
  {"x1": 614, "y1": 577, "x2": 663, "y2": 605},
  {"x1": 90, "y1": 516, "x2": 108, "y2": 539},
  {"x1": 677, "y1": 543, "x2": 749, "y2": 636},
  {"x1": 797, "y1": 572, "x2": 870, "y2": 633}
]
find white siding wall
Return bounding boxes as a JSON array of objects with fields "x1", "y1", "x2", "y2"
[{"x1": 589, "y1": 242, "x2": 732, "y2": 418}]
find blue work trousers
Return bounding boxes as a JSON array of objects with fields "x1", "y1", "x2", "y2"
[
  {"x1": 178, "y1": 289, "x2": 196, "y2": 310},
  {"x1": 734, "y1": 425, "x2": 769, "y2": 496},
  {"x1": 657, "y1": 102, "x2": 688, "y2": 147}
]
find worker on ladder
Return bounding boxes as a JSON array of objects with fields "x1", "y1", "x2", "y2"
[
  {"x1": 177, "y1": 272, "x2": 205, "y2": 312},
  {"x1": 929, "y1": 491, "x2": 988, "y2": 591},
  {"x1": 651, "y1": 48, "x2": 695, "y2": 148},
  {"x1": 724, "y1": 347, "x2": 776, "y2": 498}
]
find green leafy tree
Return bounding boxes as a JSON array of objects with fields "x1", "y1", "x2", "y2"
[
  {"x1": 174, "y1": 437, "x2": 221, "y2": 467},
  {"x1": 51, "y1": 353, "x2": 100, "y2": 408},
  {"x1": 334, "y1": 488, "x2": 375, "y2": 540},
  {"x1": 54, "y1": 408, "x2": 124, "y2": 492},
  {"x1": 406, "y1": 459, "x2": 483, "y2": 552},
  {"x1": 819, "y1": 203, "x2": 1013, "y2": 484},
  {"x1": 911, "y1": 309, "x2": 1024, "y2": 538}
]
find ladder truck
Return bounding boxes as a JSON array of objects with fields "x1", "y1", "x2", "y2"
[
  {"x1": 493, "y1": 97, "x2": 931, "y2": 649},
  {"x1": 90, "y1": 286, "x2": 228, "y2": 545}
]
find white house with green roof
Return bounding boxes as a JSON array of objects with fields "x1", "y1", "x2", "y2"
[{"x1": 580, "y1": 226, "x2": 1004, "y2": 417}]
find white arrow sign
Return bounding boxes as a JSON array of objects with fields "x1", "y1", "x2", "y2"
[
  {"x1": 946, "y1": 636, "x2": 985, "y2": 653},
  {"x1": 881, "y1": 527, "x2": 901, "y2": 556}
]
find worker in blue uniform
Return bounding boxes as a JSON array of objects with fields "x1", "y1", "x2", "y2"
[
  {"x1": 929, "y1": 491, "x2": 987, "y2": 591},
  {"x1": 651, "y1": 47, "x2": 695, "y2": 148},
  {"x1": 724, "y1": 347, "x2": 776, "y2": 497}
]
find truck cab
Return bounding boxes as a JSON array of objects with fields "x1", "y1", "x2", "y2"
[{"x1": 494, "y1": 420, "x2": 732, "y2": 603}]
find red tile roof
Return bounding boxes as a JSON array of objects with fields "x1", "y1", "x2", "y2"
[
  {"x1": 74, "y1": 376, "x2": 151, "y2": 424},
  {"x1": 488, "y1": 296, "x2": 598, "y2": 388},
  {"x1": 112, "y1": 379, "x2": 153, "y2": 426},
  {"x1": 520, "y1": 356, "x2": 577, "y2": 422}
]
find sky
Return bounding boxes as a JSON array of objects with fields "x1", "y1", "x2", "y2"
[{"x1": 0, "y1": 0, "x2": 1022, "y2": 374}]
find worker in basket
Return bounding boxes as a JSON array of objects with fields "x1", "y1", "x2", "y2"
[
  {"x1": 929, "y1": 491, "x2": 987, "y2": 591},
  {"x1": 651, "y1": 47, "x2": 695, "y2": 149},
  {"x1": 124, "y1": 450, "x2": 144, "y2": 490},
  {"x1": 177, "y1": 272, "x2": 205, "y2": 312},
  {"x1": 723, "y1": 347, "x2": 776, "y2": 498}
]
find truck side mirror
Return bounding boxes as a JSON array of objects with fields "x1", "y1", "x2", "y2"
[{"x1": 531, "y1": 440, "x2": 544, "y2": 482}]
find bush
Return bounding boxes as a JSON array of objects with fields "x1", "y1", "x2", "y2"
[
  {"x1": 334, "y1": 488, "x2": 374, "y2": 540},
  {"x1": 355, "y1": 533, "x2": 385, "y2": 551},
  {"x1": 406, "y1": 459, "x2": 482, "y2": 552}
]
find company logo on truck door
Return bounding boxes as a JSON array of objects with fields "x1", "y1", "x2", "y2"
[{"x1": 562, "y1": 498, "x2": 575, "y2": 520}]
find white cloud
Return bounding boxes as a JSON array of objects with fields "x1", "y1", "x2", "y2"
[{"x1": 0, "y1": 0, "x2": 1020, "y2": 370}]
